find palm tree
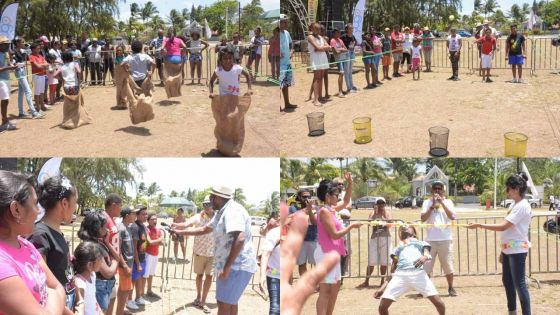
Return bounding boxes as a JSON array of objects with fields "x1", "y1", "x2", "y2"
[
  {"x1": 233, "y1": 188, "x2": 247, "y2": 206},
  {"x1": 140, "y1": 1, "x2": 159, "y2": 24},
  {"x1": 146, "y1": 182, "x2": 161, "y2": 207},
  {"x1": 508, "y1": 4, "x2": 524, "y2": 24},
  {"x1": 482, "y1": 0, "x2": 499, "y2": 19},
  {"x1": 262, "y1": 191, "x2": 280, "y2": 213},
  {"x1": 474, "y1": 0, "x2": 483, "y2": 13},
  {"x1": 168, "y1": 9, "x2": 186, "y2": 31},
  {"x1": 150, "y1": 15, "x2": 166, "y2": 32},
  {"x1": 182, "y1": 8, "x2": 190, "y2": 22},
  {"x1": 303, "y1": 158, "x2": 326, "y2": 185},
  {"x1": 130, "y1": 3, "x2": 140, "y2": 19}
]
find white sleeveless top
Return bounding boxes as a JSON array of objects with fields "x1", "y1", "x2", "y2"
[
  {"x1": 190, "y1": 39, "x2": 202, "y2": 54},
  {"x1": 308, "y1": 35, "x2": 329, "y2": 71}
]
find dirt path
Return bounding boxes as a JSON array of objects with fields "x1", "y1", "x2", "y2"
[
  {"x1": 1, "y1": 80, "x2": 278, "y2": 157},
  {"x1": 280, "y1": 68, "x2": 560, "y2": 157}
]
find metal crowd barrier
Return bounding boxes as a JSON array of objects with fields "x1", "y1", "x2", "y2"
[{"x1": 341, "y1": 213, "x2": 559, "y2": 283}]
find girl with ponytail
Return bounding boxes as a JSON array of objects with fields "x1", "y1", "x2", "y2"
[{"x1": 72, "y1": 241, "x2": 104, "y2": 315}]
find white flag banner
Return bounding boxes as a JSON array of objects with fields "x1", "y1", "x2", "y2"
[
  {"x1": 35, "y1": 157, "x2": 63, "y2": 222},
  {"x1": 0, "y1": 3, "x2": 19, "y2": 40},
  {"x1": 205, "y1": 18, "x2": 212, "y2": 40},
  {"x1": 521, "y1": 162, "x2": 538, "y2": 197},
  {"x1": 352, "y1": 0, "x2": 366, "y2": 45},
  {"x1": 528, "y1": 10, "x2": 535, "y2": 30}
]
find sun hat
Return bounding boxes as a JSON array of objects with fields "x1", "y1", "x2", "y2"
[
  {"x1": 0, "y1": 36, "x2": 10, "y2": 44},
  {"x1": 203, "y1": 195, "x2": 211, "y2": 204},
  {"x1": 210, "y1": 186, "x2": 233, "y2": 199},
  {"x1": 134, "y1": 204, "x2": 148, "y2": 212},
  {"x1": 423, "y1": 26, "x2": 430, "y2": 31},
  {"x1": 376, "y1": 197, "x2": 386, "y2": 204}
]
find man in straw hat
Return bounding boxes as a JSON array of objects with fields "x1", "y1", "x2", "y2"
[
  {"x1": 0, "y1": 35, "x2": 19, "y2": 132},
  {"x1": 420, "y1": 180, "x2": 458, "y2": 297},
  {"x1": 172, "y1": 186, "x2": 257, "y2": 315},
  {"x1": 421, "y1": 26, "x2": 434, "y2": 72},
  {"x1": 172, "y1": 195, "x2": 216, "y2": 313},
  {"x1": 280, "y1": 14, "x2": 297, "y2": 111}
]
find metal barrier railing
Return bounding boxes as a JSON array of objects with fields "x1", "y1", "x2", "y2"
[{"x1": 341, "y1": 213, "x2": 559, "y2": 282}]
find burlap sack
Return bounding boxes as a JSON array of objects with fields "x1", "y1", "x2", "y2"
[
  {"x1": 61, "y1": 91, "x2": 92, "y2": 129},
  {"x1": 129, "y1": 75, "x2": 155, "y2": 97},
  {"x1": 211, "y1": 94, "x2": 251, "y2": 156},
  {"x1": 164, "y1": 62, "x2": 182, "y2": 98},
  {"x1": 114, "y1": 64, "x2": 128, "y2": 109},
  {"x1": 123, "y1": 75, "x2": 155, "y2": 125}
]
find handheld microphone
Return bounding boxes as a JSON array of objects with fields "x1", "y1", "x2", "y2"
[{"x1": 160, "y1": 222, "x2": 174, "y2": 233}]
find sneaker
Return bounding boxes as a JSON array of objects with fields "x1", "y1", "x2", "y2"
[
  {"x1": 349, "y1": 89, "x2": 357, "y2": 93},
  {"x1": 352, "y1": 87, "x2": 359, "y2": 91},
  {"x1": 452, "y1": 77, "x2": 460, "y2": 81},
  {"x1": 126, "y1": 300, "x2": 139, "y2": 310},
  {"x1": 337, "y1": 92, "x2": 345, "y2": 98},
  {"x1": 448, "y1": 287, "x2": 458, "y2": 296},
  {"x1": 32, "y1": 112, "x2": 45, "y2": 119},
  {"x1": 447, "y1": 76, "x2": 455, "y2": 80},
  {"x1": 486, "y1": 78, "x2": 493, "y2": 83},
  {"x1": 511, "y1": 78, "x2": 518, "y2": 83},
  {"x1": 517, "y1": 78, "x2": 524, "y2": 83},
  {"x1": 0, "y1": 122, "x2": 17, "y2": 132},
  {"x1": 18, "y1": 113, "x2": 31, "y2": 119},
  {"x1": 135, "y1": 297, "x2": 151, "y2": 305}
]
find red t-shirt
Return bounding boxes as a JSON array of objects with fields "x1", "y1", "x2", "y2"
[
  {"x1": 477, "y1": 36, "x2": 496, "y2": 55},
  {"x1": 391, "y1": 32, "x2": 404, "y2": 53},
  {"x1": 104, "y1": 211, "x2": 120, "y2": 255},
  {"x1": 28, "y1": 54, "x2": 46, "y2": 75},
  {"x1": 146, "y1": 226, "x2": 162, "y2": 256}
]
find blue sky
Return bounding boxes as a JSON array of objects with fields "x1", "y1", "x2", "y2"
[
  {"x1": 116, "y1": 0, "x2": 279, "y2": 22},
  {"x1": 460, "y1": 0, "x2": 534, "y2": 15}
]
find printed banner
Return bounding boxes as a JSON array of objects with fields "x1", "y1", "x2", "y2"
[
  {"x1": 353, "y1": 0, "x2": 365, "y2": 45},
  {"x1": 0, "y1": 3, "x2": 19, "y2": 40},
  {"x1": 308, "y1": 0, "x2": 318, "y2": 24}
]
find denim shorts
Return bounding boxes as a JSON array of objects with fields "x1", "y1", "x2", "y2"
[
  {"x1": 132, "y1": 261, "x2": 146, "y2": 281},
  {"x1": 95, "y1": 278, "x2": 116, "y2": 311},
  {"x1": 167, "y1": 55, "x2": 183, "y2": 64},
  {"x1": 363, "y1": 55, "x2": 373, "y2": 65},
  {"x1": 216, "y1": 269, "x2": 253, "y2": 304}
]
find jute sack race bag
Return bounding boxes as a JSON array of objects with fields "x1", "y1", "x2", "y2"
[
  {"x1": 114, "y1": 63, "x2": 129, "y2": 109},
  {"x1": 61, "y1": 91, "x2": 92, "y2": 129},
  {"x1": 124, "y1": 75, "x2": 155, "y2": 125},
  {"x1": 211, "y1": 94, "x2": 251, "y2": 156},
  {"x1": 129, "y1": 75, "x2": 155, "y2": 97},
  {"x1": 164, "y1": 62, "x2": 182, "y2": 98}
]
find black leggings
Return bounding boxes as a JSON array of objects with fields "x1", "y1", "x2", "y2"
[{"x1": 401, "y1": 52, "x2": 411, "y2": 66}]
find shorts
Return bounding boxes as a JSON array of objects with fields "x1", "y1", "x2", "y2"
[
  {"x1": 118, "y1": 267, "x2": 133, "y2": 291},
  {"x1": 423, "y1": 48, "x2": 432, "y2": 63},
  {"x1": 166, "y1": 55, "x2": 183, "y2": 64},
  {"x1": 49, "y1": 84, "x2": 57, "y2": 94},
  {"x1": 508, "y1": 54, "x2": 524, "y2": 65},
  {"x1": 193, "y1": 254, "x2": 214, "y2": 275},
  {"x1": 363, "y1": 55, "x2": 373, "y2": 65},
  {"x1": 189, "y1": 53, "x2": 203, "y2": 62},
  {"x1": 172, "y1": 234, "x2": 185, "y2": 242},
  {"x1": 382, "y1": 54, "x2": 392, "y2": 66},
  {"x1": 297, "y1": 241, "x2": 317, "y2": 265},
  {"x1": 381, "y1": 270, "x2": 439, "y2": 301},
  {"x1": 134, "y1": 78, "x2": 145, "y2": 88},
  {"x1": 392, "y1": 53, "x2": 403, "y2": 63},
  {"x1": 33, "y1": 74, "x2": 46, "y2": 95},
  {"x1": 143, "y1": 253, "x2": 159, "y2": 278},
  {"x1": 337, "y1": 61, "x2": 344, "y2": 73},
  {"x1": 131, "y1": 261, "x2": 146, "y2": 281},
  {"x1": 481, "y1": 54, "x2": 492, "y2": 69},
  {"x1": 314, "y1": 246, "x2": 341, "y2": 284},
  {"x1": 425, "y1": 240, "x2": 454, "y2": 276},
  {"x1": 0, "y1": 80, "x2": 9, "y2": 100},
  {"x1": 216, "y1": 269, "x2": 253, "y2": 304},
  {"x1": 368, "y1": 236, "x2": 391, "y2": 266},
  {"x1": 372, "y1": 55, "x2": 381, "y2": 71},
  {"x1": 412, "y1": 57, "x2": 421, "y2": 71},
  {"x1": 280, "y1": 63, "x2": 294, "y2": 88},
  {"x1": 95, "y1": 278, "x2": 116, "y2": 311}
]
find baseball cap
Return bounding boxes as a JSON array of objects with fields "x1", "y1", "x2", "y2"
[{"x1": 134, "y1": 204, "x2": 147, "y2": 212}]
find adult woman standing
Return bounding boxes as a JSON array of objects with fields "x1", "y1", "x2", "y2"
[
  {"x1": 29, "y1": 176, "x2": 78, "y2": 315},
  {"x1": 307, "y1": 22, "x2": 330, "y2": 107},
  {"x1": 314, "y1": 172, "x2": 362, "y2": 315},
  {"x1": 0, "y1": 171, "x2": 65, "y2": 315},
  {"x1": 468, "y1": 173, "x2": 532, "y2": 315}
]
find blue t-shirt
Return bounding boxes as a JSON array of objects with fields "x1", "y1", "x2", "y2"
[
  {"x1": 0, "y1": 53, "x2": 10, "y2": 81},
  {"x1": 391, "y1": 238, "x2": 430, "y2": 271},
  {"x1": 280, "y1": 30, "x2": 292, "y2": 66},
  {"x1": 289, "y1": 204, "x2": 318, "y2": 242}
]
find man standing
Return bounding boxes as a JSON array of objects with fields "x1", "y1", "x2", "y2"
[
  {"x1": 172, "y1": 186, "x2": 257, "y2": 315},
  {"x1": 150, "y1": 30, "x2": 165, "y2": 85},
  {"x1": 288, "y1": 189, "x2": 317, "y2": 276},
  {"x1": 88, "y1": 39, "x2": 102, "y2": 85},
  {"x1": 446, "y1": 28, "x2": 462, "y2": 81},
  {"x1": 280, "y1": 15, "x2": 297, "y2": 110},
  {"x1": 421, "y1": 27, "x2": 434, "y2": 72},
  {"x1": 549, "y1": 195, "x2": 555, "y2": 211},
  {"x1": 390, "y1": 25, "x2": 404, "y2": 78},
  {"x1": 505, "y1": 24, "x2": 526, "y2": 83},
  {"x1": 175, "y1": 195, "x2": 215, "y2": 314},
  {"x1": 475, "y1": 28, "x2": 497, "y2": 83},
  {"x1": 129, "y1": 205, "x2": 150, "y2": 307},
  {"x1": 420, "y1": 180, "x2": 458, "y2": 297},
  {"x1": 341, "y1": 23, "x2": 358, "y2": 92}
]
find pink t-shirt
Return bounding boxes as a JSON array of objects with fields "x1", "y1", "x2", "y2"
[
  {"x1": 316, "y1": 206, "x2": 346, "y2": 256},
  {"x1": 0, "y1": 237, "x2": 48, "y2": 313},
  {"x1": 371, "y1": 35, "x2": 382, "y2": 54},
  {"x1": 163, "y1": 37, "x2": 184, "y2": 56}
]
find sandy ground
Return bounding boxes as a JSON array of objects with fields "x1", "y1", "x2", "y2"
[
  {"x1": 0, "y1": 73, "x2": 278, "y2": 157},
  {"x1": 290, "y1": 208, "x2": 560, "y2": 314},
  {"x1": 279, "y1": 66, "x2": 560, "y2": 157}
]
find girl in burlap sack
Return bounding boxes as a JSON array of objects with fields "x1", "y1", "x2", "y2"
[
  {"x1": 56, "y1": 51, "x2": 91, "y2": 129},
  {"x1": 209, "y1": 48, "x2": 253, "y2": 156},
  {"x1": 113, "y1": 45, "x2": 128, "y2": 109}
]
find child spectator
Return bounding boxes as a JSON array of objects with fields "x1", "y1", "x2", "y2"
[
  {"x1": 330, "y1": 29, "x2": 348, "y2": 97},
  {"x1": 73, "y1": 241, "x2": 104, "y2": 315},
  {"x1": 381, "y1": 28, "x2": 392, "y2": 81}
]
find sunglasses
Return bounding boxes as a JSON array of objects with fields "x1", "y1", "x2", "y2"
[{"x1": 203, "y1": 202, "x2": 211, "y2": 207}]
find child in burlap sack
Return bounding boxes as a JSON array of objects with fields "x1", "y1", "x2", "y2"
[
  {"x1": 209, "y1": 48, "x2": 253, "y2": 156},
  {"x1": 55, "y1": 51, "x2": 91, "y2": 129}
]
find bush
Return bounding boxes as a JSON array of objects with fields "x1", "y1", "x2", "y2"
[
  {"x1": 479, "y1": 190, "x2": 494, "y2": 206},
  {"x1": 532, "y1": 29, "x2": 541, "y2": 35}
]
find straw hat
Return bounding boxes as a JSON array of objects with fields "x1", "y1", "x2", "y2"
[
  {"x1": 0, "y1": 36, "x2": 10, "y2": 44},
  {"x1": 404, "y1": 27, "x2": 410, "y2": 31},
  {"x1": 134, "y1": 204, "x2": 147, "y2": 212},
  {"x1": 210, "y1": 186, "x2": 233, "y2": 199},
  {"x1": 203, "y1": 195, "x2": 211, "y2": 203},
  {"x1": 384, "y1": 27, "x2": 391, "y2": 32},
  {"x1": 423, "y1": 27, "x2": 430, "y2": 31}
]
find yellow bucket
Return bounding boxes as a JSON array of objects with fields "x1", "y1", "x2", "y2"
[
  {"x1": 504, "y1": 132, "x2": 528, "y2": 157},
  {"x1": 353, "y1": 116, "x2": 372, "y2": 144}
]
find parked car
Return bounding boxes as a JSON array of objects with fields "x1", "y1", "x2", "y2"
[
  {"x1": 251, "y1": 216, "x2": 267, "y2": 226},
  {"x1": 457, "y1": 29, "x2": 472, "y2": 37},
  {"x1": 395, "y1": 196, "x2": 424, "y2": 209},
  {"x1": 500, "y1": 194, "x2": 541, "y2": 208},
  {"x1": 353, "y1": 196, "x2": 380, "y2": 209}
]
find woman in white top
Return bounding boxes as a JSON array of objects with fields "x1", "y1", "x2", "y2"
[
  {"x1": 246, "y1": 27, "x2": 265, "y2": 81},
  {"x1": 468, "y1": 173, "x2": 532, "y2": 315},
  {"x1": 307, "y1": 22, "x2": 330, "y2": 106},
  {"x1": 186, "y1": 31, "x2": 209, "y2": 85}
]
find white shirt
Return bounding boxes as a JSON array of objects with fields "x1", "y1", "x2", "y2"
[
  {"x1": 550, "y1": 196, "x2": 554, "y2": 203},
  {"x1": 61, "y1": 62, "x2": 80, "y2": 87},
  {"x1": 87, "y1": 45, "x2": 102, "y2": 62},
  {"x1": 75, "y1": 272, "x2": 101, "y2": 315},
  {"x1": 421, "y1": 198, "x2": 456, "y2": 241},
  {"x1": 403, "y1": 33, "x2": 413, "y2": 53},
  {"x1": 411, "y1": 46, "x2": 422, "y2": 59},
  {"x1": 215, "y1": 64, "x2": 243, "y2": 95},
  {"x1": 251, "y1": 35, "x2": 265, "y2": 55},
  {"x1": 123, "y1": 53, "x2": 154, "y2": 81},
  {"x1": 447, "y1": 34, "x2": 462, "y2": 52},
  {"x1": 264, "y1": 226, "x2": 280, "y2": 279},
  {"x1": 502, "y1": 199, "x2": 532, "y2": 254}
]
